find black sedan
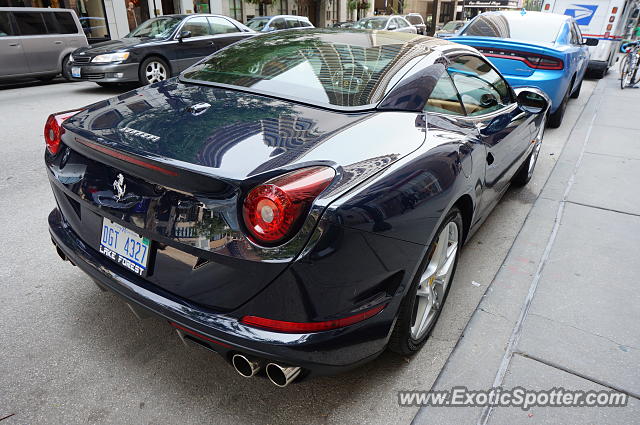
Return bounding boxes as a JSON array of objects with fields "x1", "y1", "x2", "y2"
[
  {"x1": 45, "y1": 30, "x2": 548, "y2": 386},
  {"x1": 65, "y1": 14, "x2": 253, "y2": 86}
]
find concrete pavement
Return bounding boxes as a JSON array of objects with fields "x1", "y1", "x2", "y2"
[
  {"x1": 413, "y1": 72, "x2": 640, "y2": 424},
  {"x1": 0, "y1": 77, "x2": 597, "y2": 425}
]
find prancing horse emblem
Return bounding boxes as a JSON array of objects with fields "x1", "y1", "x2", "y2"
[{"x1": 113, "y1": 173, "x2": 126, "y2": 201}]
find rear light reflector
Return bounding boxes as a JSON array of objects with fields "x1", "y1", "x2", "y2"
[
  {"x1": 242, "y1": 166, "x2": 335, "y2": 245},
  {"x1": 477, "y1": 47, "x2": 563, "y2": 70},
  {"x1": 606, "y1": 24, "x2": 613, "y2": 31},
  {"x1": 544, "y1": 3, "x2": 550, "y2": 9},
  {"x1": 612, "y1": 7, "x2": 618, "y2": 13},
  {"x1": 44, "y1": 109, "x2": 82, "y2": 155},
  {"x1": 241, "y1": 304, "x2": 387, "y2": 333}
]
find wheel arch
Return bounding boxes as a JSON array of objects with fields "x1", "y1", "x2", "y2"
[{"x1": 452, "y1": 193, "x2": 474, "y2": 244}]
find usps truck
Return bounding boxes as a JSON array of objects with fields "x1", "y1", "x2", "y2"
[{"x1": 542, "y1": 0, "x2": 640, "y2": 77}]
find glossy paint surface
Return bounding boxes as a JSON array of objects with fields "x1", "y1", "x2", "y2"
[{"x1": 47, "y1": 31, "x2": 544, "y2": 373}]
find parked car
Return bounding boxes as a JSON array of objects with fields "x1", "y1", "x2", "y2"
[
  {"x1": 65, "y1": 14, "x2": 253, "y2": 87},
  {"x1": 434, "y1": 20, "x2": 465, "y2": 38},
  {"x1": 45, "y1": 29, "x2": 548, "y2": 385},
  {"x1": 246, "y1": 15, "x2": 313, "y2": 32},
  {"x1": 449, "y1": 11, "x2": 597, "y2": 127},
  {"x1": 332, "y1": 21, "x2": 354, "y2": 28},
  {"x1": 405, "y1": 13, "x2": 426, "y2": 34},
  {"x1": 0, "y1": 7, "x2": 88, "y2": 82},
  {"x1": 354, "y1": 15, "x2": 417, "y2": 33}
]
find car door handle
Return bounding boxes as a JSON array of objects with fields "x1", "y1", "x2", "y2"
[
  {"x1": 9, "y1": 42, "x2": 19, "y2": 47},
  {"x1": 54, "y1": 41, "x2": 63, "y2": 45}
]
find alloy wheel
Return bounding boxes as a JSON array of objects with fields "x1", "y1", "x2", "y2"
[
  {"x1": 145, "y1": 61, "x2": 167, "y2": 84},
  {"x1": 410, "y1": 221, "x2": 459, "y2": 340}
]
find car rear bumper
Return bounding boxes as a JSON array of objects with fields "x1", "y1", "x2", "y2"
[
  {"x1": 65, "y1": 62, "x2": 139, "y2": 83},
  {"x1": 48, "y1": 207, "x2": 392, "y2": 378}
]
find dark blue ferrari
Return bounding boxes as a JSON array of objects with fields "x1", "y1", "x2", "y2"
[{"x1": 45, "y1": 29, "x2": 548, "y2": 386}]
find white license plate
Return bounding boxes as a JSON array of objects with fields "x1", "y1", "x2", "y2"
[
  {"x1": 71, "y1": 67, "x2": 81, "y2": 78},
  {"x1": 99, "y1": 218, "x2": 150, "y2": 276}
]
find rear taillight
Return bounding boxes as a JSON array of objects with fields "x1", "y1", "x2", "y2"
[
  {"x1": 241, "y1": 304, "x2": 387, "y2": 333},
  {"x1": 242, "y1": 166, "x2": 335, "y2": 245},
  {"x1": 44, "y1": 110, "x2": 82, "y2": 155},
  {"x1": 477, "y1": 48, "x2": 564, "y2": 70}
]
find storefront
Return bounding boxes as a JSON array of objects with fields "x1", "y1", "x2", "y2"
[{"x1": 463, "y1": 0, "x2": 522, "y2": 19}]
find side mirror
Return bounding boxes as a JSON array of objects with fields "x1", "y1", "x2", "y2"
[
  {"x1": 178, "y1": 30, "x2": 191, "y2": 42},
  {"x1": 387, "y1": 24, "x2": 397, "y2": 31},
  {"x1": 583, "y1": 37, "x2": 599, "y2": 46},
  {"x1": 515, "y1": 88, "x2": 550, "y2": 115}
]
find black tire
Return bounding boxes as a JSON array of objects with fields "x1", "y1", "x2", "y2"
[
  {"x1": 591, "y1": 65, "x2": 607, "y2": 79},
  {"x1": 547, "y1": 86, "x2": 570, "y2": 128},
  {"x1": 570, "y1": 78, "x2": 582, "y2": 98},
  {"x1": 388, "y1": 208, "x2": 463, "y2": 355},
  {"x1": 138, "y1": 56, "x2": 170, "y2": 85},
  {"x1": 61, "y1": 54, "x2": 71, "y2": 81}
]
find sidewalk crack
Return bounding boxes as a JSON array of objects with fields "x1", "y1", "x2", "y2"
[{"x1": 528, "y1": 312, "x2": 640, "y2": 351}]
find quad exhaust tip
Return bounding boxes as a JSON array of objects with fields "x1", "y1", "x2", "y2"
[
  {"x1": 265, "y1": 363, "x2": 301, "y2": 387},
  {"x1": 232, "y1": 354, "x2": 262, "y2": 378}
]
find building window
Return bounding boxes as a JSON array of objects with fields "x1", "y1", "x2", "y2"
[
  {"x1": 124, "y1": 0, "x2": 150, "y2": 31},
  {"x1": 277, "y1": 0, "x2": 288, "y2": 15},
  {"x1": 228, "y1": 0, "x2": 242, "y2": 21}
]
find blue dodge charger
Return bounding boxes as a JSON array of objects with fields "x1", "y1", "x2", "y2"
[{"x1": 449, "y1": 11, "x2": 597, "y2": 127}]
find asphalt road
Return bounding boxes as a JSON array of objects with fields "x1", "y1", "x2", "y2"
[{"x1": 0, "y1": 77, "x2": 597, "y2": 425}]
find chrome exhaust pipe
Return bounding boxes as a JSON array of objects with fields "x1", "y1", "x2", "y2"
[
  {"x1": 232, "y1": 354, "x2": 262, "y2": 378},
  {"x1": 265, "y1": 363, "x2": 301, "y2": 387}
]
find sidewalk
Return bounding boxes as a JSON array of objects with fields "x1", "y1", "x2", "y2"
[{"x1": 413, "y1": 71, "x2": 640, "y2": 424}]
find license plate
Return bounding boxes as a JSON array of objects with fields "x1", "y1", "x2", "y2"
[
  {"x1": 71, "y1": 66, "x2": 81, "y2": 78},
  {"x1": 99, "y1": 218, "x2": 150, "y2": 276}
]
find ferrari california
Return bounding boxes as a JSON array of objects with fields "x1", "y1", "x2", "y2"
[{"x1": 46, "y1": 29, "x2": 548, "y2": 386}]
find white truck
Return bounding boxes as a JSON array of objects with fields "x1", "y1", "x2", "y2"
[{"x1": 542, "y1": 0, "x2": 640, "y2": 77}]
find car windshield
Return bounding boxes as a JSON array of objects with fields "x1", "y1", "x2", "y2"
[
  {"x1": 247, "y1": 18, "x2": 269, "y2": 31},
  {"x1": 182, "y1": 30, "x2": 426, "y2": 108},
  {"x1": 354, "y1": 17, "x2": 389, "y2": 30},
  {"x1": 406, "y1": 15, "x2": 423, "y2": 25},
  {"x1": 460, "y1": 12, "x2": 563, "y2": 43},
  {"x1": 125, "y1": 16, "x2": 182, "y2": 39},
  {"x1": 442, "y1": 21, "x2": 461, "y2": 31}
]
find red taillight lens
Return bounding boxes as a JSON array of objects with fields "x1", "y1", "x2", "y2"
[
  {"x1": 544, "y1": 3, "x2": 550, "y2": 10},
  {"x1": 477, "y1": 48, "x2": 563, "y2": 70},
  {"x1": 44, "y1": 110, "x2": 82, "y2": 155},
  {"x1": 241, "y1": 304, "x2": 387, "y2": 333},
  {"x1": 242, "y1": 166, "x2": 335, "y2": 245}
]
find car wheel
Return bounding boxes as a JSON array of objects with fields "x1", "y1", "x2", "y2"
[
  {"x1": 61, "y1": 54, "x2": 71, "y2": 81},
  {"x1": 547, "y1": 87, "x2": 569, "y2": 128},
  {"x1": 569, "y1": 78, "x2": 582, "y2": 99},
  {"x1": 139, "y1": 57, "x2": 169, "y2": 85},
  {"x1": 388, "y1": 208, "x2": 463, "y2": 355}
]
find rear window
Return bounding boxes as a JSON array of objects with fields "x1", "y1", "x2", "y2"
[
  {"x1": 182, "y1": 30, "x2": 426, "y2": 108},
  {"x1": 406, "y1": 15, "x2": 424, "y2": 25},
  {"x1": 14, "y1": 12, "x2": 48, "y2": 35},
  {"x1": 0, "y1": 11, "x2": 14, "y2": 36},
  {"x1": 461, "y1": 12, "x2": 564, "y2": 43},
  {"x1": 54, "y1": 12, "x2": 79, "y2": 34}
]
